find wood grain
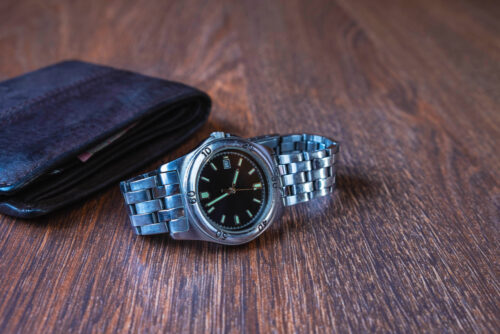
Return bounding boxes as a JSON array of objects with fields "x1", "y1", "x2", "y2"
[{"x1": 0, "y1": 0, "x2": 499, "y2": 332}]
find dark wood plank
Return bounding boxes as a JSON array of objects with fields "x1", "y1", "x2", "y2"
[{"x1": 0, "y1": 0, "x2": 498, "y2": 332}]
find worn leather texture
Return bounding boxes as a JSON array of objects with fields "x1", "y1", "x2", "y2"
[{"x1": 0, "y1": 60, "x2": 211, "y2": 218}]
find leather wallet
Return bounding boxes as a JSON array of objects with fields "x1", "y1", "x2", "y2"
[{"x1": 0, "y1": 60, "x2": 211, "y2": 218}]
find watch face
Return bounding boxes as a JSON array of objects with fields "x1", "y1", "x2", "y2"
[{"x1": 197, "y1": 149, "x2": 268, "y2": 232}]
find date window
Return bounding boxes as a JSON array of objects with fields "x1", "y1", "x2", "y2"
[{"x1": 223, "y1": 156, "x2": 231, "y2": 169}]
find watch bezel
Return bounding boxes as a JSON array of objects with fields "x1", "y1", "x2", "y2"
[{"x1": 183, "y1": 136, "x2": 283, "y2": 245}]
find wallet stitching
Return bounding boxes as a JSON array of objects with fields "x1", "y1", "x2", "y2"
[
  {"x1": 0, "y1": 87, "x2": 204, "y2": 187},
  {"x1": 0, "y1": 68, "x2": 114, "y2": 121}
]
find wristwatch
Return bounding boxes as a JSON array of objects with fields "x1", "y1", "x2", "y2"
[{"x1": 120, "y1": 132, "x2": 339, "y2": 245}]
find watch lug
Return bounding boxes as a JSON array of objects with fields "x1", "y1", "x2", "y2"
[
  {"x1": 249, "y1": 134, "x2": 280, "y2": 161},
  {"x1": 169, "y1": 222, "x2": 212, "y2": 241},
  {"x1": 169, "y1": 219, "x2": 205, "y2": 240},
  {"x1": 209, "y1": 131, "x2": 234, "y2": 139},
  {"x1": 158, "y1": 155, "x2": 185, "y2": 173}
]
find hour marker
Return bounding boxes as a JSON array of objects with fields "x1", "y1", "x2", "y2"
[
  {"x1": 223, "y1": 156, "x2": 231, "y2": 169},
  {"x1": 210, "y1": 162, "x2": 217, "y2": 171},
  {"x1": 253, "y1": 198, "x2": 261, "y2": 204},
  {"x1": 207, "y1": 207, "x2": 215, "y2": 214},
  {"x1": 248, "y1": 168, "x2": 255, "y2": 175},
  {"x1": 238, "y1": 157, "x2": 243, "y2": 166},
  {"x1": 221, "y1": 215, "x2": 226, "y2": 224},
  {"x1": 200, "y1": 192, "x2": 210, "y2": 199},
  {"x1": 246, "y1": 210, "x2": 253, "y2": 218},
  {"x1": 234, "y1": 215, "x2": 240, "y2": 225},
  {"x1": 201, "y1": 176, "x2": 210, "y2": 182},
  {"x1": 252, "y1": 182, "x2": 262, "y2": 189}
]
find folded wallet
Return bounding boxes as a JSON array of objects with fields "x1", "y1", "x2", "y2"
[{"x1": 0, "y1": 60, "x2": 211, "y2": 218}]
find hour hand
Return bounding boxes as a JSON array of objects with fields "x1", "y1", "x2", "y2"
[{"x1": 232, "y1": 168, "x2": 240, "y2": 187}]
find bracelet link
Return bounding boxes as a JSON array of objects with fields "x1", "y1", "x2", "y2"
[
  {"x1": 120, "y1": 167, "x2": 185, "y2": 235},
  {"x1": 252, "y1": 133, "x2": 339, "y2": 206}
]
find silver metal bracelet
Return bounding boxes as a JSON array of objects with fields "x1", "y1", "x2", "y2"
[{"x1": 120, "y1": 133, "x2": 338, "y2": 236}]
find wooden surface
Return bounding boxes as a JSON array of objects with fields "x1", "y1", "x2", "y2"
[{"x1": 0, "y1": 0, "x2": 499, "y2": 332}]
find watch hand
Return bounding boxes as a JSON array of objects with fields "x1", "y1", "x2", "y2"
[
  {"x1": 206, "y1": 192, "x2": 230, "y2": 207},
  {"x1": 233, "y1": 188, "x2": 257, "y2": 191},
  {"x1": 232, "y1": 169, "x2": 240, "y2": 187}
]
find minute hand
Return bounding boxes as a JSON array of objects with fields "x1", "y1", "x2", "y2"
[{"x1": 206, "y1": 192, "x2": 230, "y2": 207}]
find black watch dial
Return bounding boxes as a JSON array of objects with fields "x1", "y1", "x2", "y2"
[{"x1": 197, "y1": 150, "x2": 267, "y2": 231}]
